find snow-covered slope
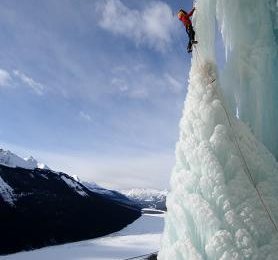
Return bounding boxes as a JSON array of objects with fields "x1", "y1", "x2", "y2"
[
  {"x1": 0, "y1": 164, "x2": 141, "y2": 255},
  {"x1": 0, "y1": 148, "x2": 49, "y2": 170},
  {"x1": 159, "y1": 1, "x2": 278, "y2": 259},
  {"x1": 122, "y1": 188, "x2": 168, "y2": 211},
  {"x1": 81, "y1": 181, "x2": 141, "y2": 209},
  {"x1": 73, "y1": 180, "x2": 167, "y2": 211},
  {"x1": 0, "y1": 176, "x2": 15, "y2": 206},
  {"x1": 0, "y1": 148, "x2": 50, "y2": 206},
  {"x1": 4, "y1": 214, "x2": 164, "y2": 260}
]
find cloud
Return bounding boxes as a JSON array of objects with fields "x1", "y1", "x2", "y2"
[
  {"x1": 0, "y1": 69, "x2": 12, "y2": 87},
  {"x1": 98, "y1": 0, "x2": 176, "y2": 52},
  {"x1": 0, "y1": 140, "x2": 173, "y2": 190},
  {"x1": 165, "y1": 73, "x2": 184, "y2": 94},
  {"x1": 128, "y1": 88, "x2": 148, "y2": 99},
  {"x1": 40, "y1": 152, "x2": 173, "y2": 190},
  {"x1": 109, "y1": 61, "x2": 187, "y2": 102},
  {"x1": 79, "y1": 111, "x2": 92, "y2": 122},
  {"x1": 13, "y1": 70, "x2": 45, "y2": 95},
  {"x1": 84, "y1": 154, "x2": 173, "y2": 190},
  {"x1": 111, "y1": 77, "x2": 129, "y2": 92},
  {"x1": 111, "y1": 76, "x2": 149, "y2": 99}
]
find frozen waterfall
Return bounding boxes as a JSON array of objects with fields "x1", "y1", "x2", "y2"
[
  {"x1": 158, "y1": 0, "x2": 278, "y2": 259},
  {"x1": 217, "y1": 0, "x2": 278, "y2": 158}
]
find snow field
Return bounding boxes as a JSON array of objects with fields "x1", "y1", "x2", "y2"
[{"x1": 2, "y1": 214, "x2": 164, "y2": 260}]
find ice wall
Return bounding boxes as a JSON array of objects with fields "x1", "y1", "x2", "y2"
[
  {"x1": 158, "y1": 0, "x2": 278, "y2": 259},
  {"x1": 217, "y1": 0, "x2": 278, "y2": 158}
]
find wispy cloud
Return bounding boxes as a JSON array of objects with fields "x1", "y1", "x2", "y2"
[
  {"x1": 79, "y1": 111, "x2": 92, "y2": 122},
  {"x1": 164, "y1": 73, "x2": 184, "y2": 94},
  {"x1": 0, "y1": 1, "x2": 187, "y2": 190},
  {"x1": 0, "y1": 140, "x2": 173, "y2": 190},
  {"x1": 0, "y1": 69, "x2": 11, "y2": 87},
  {"x1": 111, "y1": 78, "x2": 129, "y2": 92},
  {"x1": 111, "y1": 64, "x2": 147, "y2": 97},
  {"x1": 109, "y1": 61, "x2": 185, "y2": 101},
  {"x1": 111, "y1": 76, "x2": 149, "y2": 99},
  {"x1": 13, "y1": 70, "x2": 45, "y2": 95},
  {"x1": 98, "y1": 0, "x2": 176, "y2": 52}
]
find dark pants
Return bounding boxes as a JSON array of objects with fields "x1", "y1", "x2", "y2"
[{"x1": 186, "y1": 24, "x2": 196, "y2": 52}]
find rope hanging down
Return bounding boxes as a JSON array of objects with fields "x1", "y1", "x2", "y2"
[{"x1": 193, "y1": 45, "x2": 278, "y2": 233}]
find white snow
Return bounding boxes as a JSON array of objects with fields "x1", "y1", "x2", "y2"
[
  {"x1": 122, "y1": 188, "x2": 168, "y2": 209},
  {"x1": 158, "y1": 1, "x2": 278, "y2": 259},
  {"x1": 2, "y1": 214, "x2": 164, "y2": 260},
  {"x1": 82, "y1": 181, "x2": 116, "y2": 197},
  {"x1": 0, "y1": 148, "x2": 49, "y2": 170},
  {"x1": 0, "y1": 176, "x2": 15, "y2": 206},
  {"x1": 122, "y1": 188, "x2": 168, "y2": 201},
  {"x1": 36, "y1": 163, "x2": 49, "y2": 170},
  {"x1": 60, "y1": 176, "x2": 88, "y2": 197}
]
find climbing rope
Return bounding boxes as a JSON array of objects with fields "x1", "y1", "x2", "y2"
[
  {"x1": 212, "y1": 79, "x2": 278, "y2": 232},
  {"x1": 193, "y1": 44, "x2": 278, "y2": 232}
]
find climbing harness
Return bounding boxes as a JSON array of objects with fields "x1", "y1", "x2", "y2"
[{"x1": 172, "y1": 10, "x2": 191, "y2": 56}]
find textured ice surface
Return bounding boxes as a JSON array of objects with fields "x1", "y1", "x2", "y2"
[
  {"x1": 216, "y1": 0, "x2": 278, "y2": 158},
  {"x1": 159, "y1": 0, "x2": 278, "y2": 259}
]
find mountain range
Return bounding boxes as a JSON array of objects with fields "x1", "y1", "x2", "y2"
[
  {"x1": 0, "y1": 149, "x2": 141, "y2": 255},
  {"x1": 0, "y1": 148, "x2": 167, "y2": 255}
]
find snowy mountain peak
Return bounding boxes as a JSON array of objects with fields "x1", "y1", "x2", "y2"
[
  {"x1": 122, "y1": 188, "x2": 168, "y2": 197},
  {"x1": 0, "y1": 148, "x2": 49, "y2": 170},
  {"x1": 121, "y1": 188, "x2": 168, "y2": 211},
  {"x1": 72, "y1": 175, "x2": 81, "y2": 182}
]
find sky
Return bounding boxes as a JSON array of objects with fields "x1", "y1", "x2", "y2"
[{"x1": 0, "y1": 0, "x2": 197, "y2": 190}]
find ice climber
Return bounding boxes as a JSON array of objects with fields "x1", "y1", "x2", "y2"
[{"x1": 177, "y1": 8, "x2": 198, "y2": 53}]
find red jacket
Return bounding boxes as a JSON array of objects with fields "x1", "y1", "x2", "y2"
[{"x1": 178, "y1": 8, "x2": 195, "y2": 28}]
